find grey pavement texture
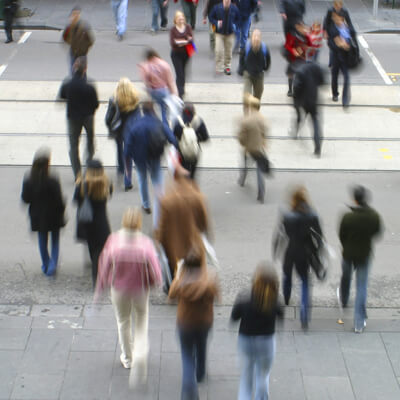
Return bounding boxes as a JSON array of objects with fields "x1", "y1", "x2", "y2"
[{"x1": 1, "y1": 304, "x2": 400, "y2": 400}]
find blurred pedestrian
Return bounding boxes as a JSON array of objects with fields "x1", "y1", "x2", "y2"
[
  {"x1": 177, "y1": 0, "x2": 198, "y2": 29},
  {"x1": 279, "y1": 0, "x2": 305, "y2": 37},
  {"x1": 151, "y1": 0, "x2": 169, "y2": 33},
  {"x1": 338, "y1": 186, "x2": 382, "y2": 333},
  {"x1": 234, "y1": 0, "x2": 258, "y2": 53},
  {"x1": 139, "y1": 48, "x2": 178, "y2": 124},
  {"x1": 21, "y1": 148, "x2": 66, "y2": 276},
  {"x1": 173, "y1": 103, "x2": 210, "y2": 179},
  {"x1": 74, "y1": 159, "x2": 113, "y2": 286},
  {"x1": 291, "y1": 61, "x2": 324, "y2": 157},
  {"x1": 156, "y1": 160, "x2": 210, "y2": 281},
  {"x1": 124, "y1": 101, "x2": 177, "y2": 226},
  {"x1": 306, "y1": 21, "x2": 324, "y2": 61},
  {"x1": 169, "y1": 245, "x2": 220, "y2": 399},
  {"x1": 202, "y1": 0, "x2": 221, "y2": 52},
  {"x1": 323, "y1": 0, "x2": 354, "y2": 41},
  {"x1": 3, "y1": 0, "x2": 18, "y2": 43},
  {"x1": 284, "y1": 21, "x2": 311, "y2": 96},
  {"x1": 237, "y1": 95, "x2": 268, "y2": 204},
  {"x1": 105, "y1": 77, "x2": 141, "y2": 191},
  {"x1": 59, "y1": 56, "x2": 99, "y2": 180},
  {"x1": 326, "y1": 9, "x2": 356, "y2": 107},
  {"x1": 95, "y1": 208, "x2": 162, "y2": 377},
  {"x1": 62, "y1": 6, "x2": 95, "y2": 74},
  {"x1": 273, "y1": 186, "x2": 323, "y2": 330},
  {"x1": 231, "y1": 262, "x2": 283, "y2": 400},
  {"x1": 209, "y1": 0, "x2": 240, "y2": 75},
  {"x1": 238, "y1": 29, "x2": 270, "y2": 111},
  {"x1": 170, "y1": 11, "x2": 193, "y2": 99},
  {"x1": 111, "y1": 0, "x2": 128, "y2": 41}
]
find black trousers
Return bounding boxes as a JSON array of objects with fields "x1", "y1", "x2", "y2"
[
  {"x1": 171, "y1": 50, "x2": 189, "y2": 98},
  {"x1": 4, "y1": 10, "x2": 14, "y2": 41},
  {"x1": 294, "y1": 105, "x2": 322, "y2": 153}
]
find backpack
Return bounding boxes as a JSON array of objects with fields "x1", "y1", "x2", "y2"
[
  {"x1": 238, "y1": 42, "x2": 269, "y2": 76},
  {"x1": 147, "y1": 124, "x2": 167, "y2": 159},
  {"x1": 177, "y1": 116, "x2": 200, "y2": 162}
]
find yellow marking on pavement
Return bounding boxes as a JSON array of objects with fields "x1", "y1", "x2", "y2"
[
  {"x1": 384, "y1": 155, "x2": 393, "y2": 160},
  {"x1": 379, "y1": 148, "x2": 389, "y2": 152},
  {"x1": 387, "y1": 73, "x2": 400, "y2": 76}
]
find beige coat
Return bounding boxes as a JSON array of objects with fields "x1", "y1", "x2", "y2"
[{"x1": 237, "y1": 112, "x2": 268, "y2": 155}]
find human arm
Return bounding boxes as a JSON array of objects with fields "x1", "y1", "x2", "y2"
[
  {"x1": 21, "y1": 176, "x2": 32, "y2": 204},
  {"x1": 264, "y1": 46, "x2": 271, "y2": 71},
  {"x1": 231, "y1": 297, "x2": 243, "y2": 322},
  {"x1": 93, "y1": 236, "x2": 114, "y2": 302},
  {"x1": 146, "y1": 241, "x2": 163, "y2": 288},
  {"x1": 163, "y1": 121, "x2": 179, "y2": 147}
]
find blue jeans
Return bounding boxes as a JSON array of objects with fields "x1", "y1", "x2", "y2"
[
  {"x1": 331, "y1": 51, "x2": 350, "y2": 106},
  {"x1": 111, "y1": 0, "x2": 128, "y2": 36},
  {"x1": 235, "y1": 15, "x2": 252, "y2": 50},
  {"x1": 149, "y1": 87, "x2": 169, "y2": 125},
  {"x1": 238, "y1": 334, "x2": 276, "y2": 400},
  {"x1": 136, "y1": 158, "x2": 163, "y2": 227},
  {"x1": 151, "y1": 0, "x2": 168, "y2": 31},
  {"x1": 38, "y1": 230, "x2": 60, "y2": 276},
  {"x1": 178, "y1": 326, "x2": 209, "y2": 400},
  {"x1": 340, "y1": 259, "x2": 370, "y2": 331}
]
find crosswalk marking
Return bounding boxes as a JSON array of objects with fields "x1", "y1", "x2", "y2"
[
  {"x1": 18, "y1": 31, "x2": 32, "y2": 44},
  {"x1": 0, "y1": 65, "x2": 7, "y2": 77}
]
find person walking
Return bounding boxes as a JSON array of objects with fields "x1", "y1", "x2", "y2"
[
  {"x1": 170, "y1": 11, "x2": 193, "y2": 99},
  {"x1": 111, "y1": 0, "x2": 128, "y2": 41},
  {"x1": 62, "y1": 6, "x2": 95, "y2": 74},
  {"x1": 238, "y1": 29, "x2": 270, "y2": 112},
  {"x1": 237, "y1": 95, "x2": 268, "y2": 204},
  {"x1": 173, "y1": 103, "x2": 210, "y2": 179},
  {"x1": 323, "y1": 0, "x2": 354, "y2": 41},
  {"x1": 209, "y1": 0, "x2": 240, "y2": 76},
  {"x1": 95, "y1": 208, "x2": 162, "y2": 379},
  {"x1": 59, "y1": 57, "x2": 99, "y2": 180},
  {"x1": 21, "y1": 148, "x2": 66, "y2": 276},
  {"x1": 105, "y1": 77, "x2": 141, "y2": 191},
  {"x1": 124, "y1": 101, "x2": 178, "y2": 226},
  {"x1": 178, "y1": 0, "x2": 198, "y2": 29},
  {"x1": 74, "y1": 159, "x2": 113, "y2": 286},
  {"x1": 326, "y1": 8, "x2": 356, "y2": 107},
  {"x1": 291, "y1": 60, "x2": 324, "y2": 157},
  {"x1": 273, "y1": 186, "x2": 323, "y2": 330},
  {"x1": 3, "y1": 0, "x2": 18, "y2": 43},
  {"x1": 139, "y1": 48, "x2": 178, "y2": 124},
  {"x1": 231, "y1": 262, "x2": 283, "y2": 400},
  {"x1": 279, "y1": 0, "x2": 305, "y2": 37},
  {"x1": 151, "y1": 0, "x2": 169, "y2": 33},
  {"x1": 169, "y1": 246, "x2": 220, "y2": 400},
  {"x1": 202, "y1": 0, "x2": 222, "y2": 52},
  {"x1": 234, "y1": 0, "x2": 258, "y2": 53},
  {"x1": 338, "y1": 186, "x2": 382, "y2": 333}
]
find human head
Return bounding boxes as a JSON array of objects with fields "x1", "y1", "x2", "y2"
[
  {"x1": 353, "y1": 185, "x2": 369, "y2": 207},
  {"x1": 223, "y1": 0, "x2": 231, "y2": 9},
  {"x1": 70, "y1": 6, "x2": 81, "y2": 24},
  {"x1": 183, "y1": 245, "x2": 203, "y2": 270},
  {"x1": 115, "y1": 77, "x2": 140, "y2": 112},
  {"x1": 251, "y1": 261, "x2": 279, "y2": 312},
  {"x1": 31, "y1": 147, "x2": 51, "y2": 179},
  {"x1": 290, "y1": 186, "x2": 309, "y2": 211},
  {"x1": 243, "y1": 94, "x2": 260, "y2": 112},
  {"x1": 333, "y1": 0, "x2": 343, "y2": 11},
  {"x1": 82, "y1": 159, "x2": 110, "y2": 200},
  {"x1": 312, "y1": 21, "x2": 322, "y2": 31},
  {"x1": 142, "y1": 101, "x2": 155, "y2": 115},
  {"x1": 73, "y1": 56, "x2": 87, "y2": 76},
  {"x1": 251, "y1": 29, "x2": 262, "y2": 50},
  {"x1": 183, "y1": 103, "x2": 195, "y2": 120},
  {"x1": 332, "y1": 9, "x2": 345, "y2": 25},
  {"x1": 145, "y1": 48, "x2": 160, "y2": 61},
  {"x1": 294, "y1": 21, "x2": 308, "y2": 35},
  {"x1": 122, "y1": 207, "x2": 142, "y2": 231},
  {"x1": 174, "y1": 11, "x2": 186, "y2": 26}
]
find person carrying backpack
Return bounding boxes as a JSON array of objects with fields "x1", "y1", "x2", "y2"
[
  {"x1": 124, "y1": 101, "x2": 178, "y2": 227},
  {"x1": 238, "y1": 29, "x2": 271, "y2": 114},
  {"x1": 173, "y1": 103, "x2": 210, "y2": 180}
]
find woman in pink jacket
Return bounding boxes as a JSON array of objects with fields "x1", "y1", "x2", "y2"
[{"x1": 95, "y1": 207, "x2": 162, "y2": 381}]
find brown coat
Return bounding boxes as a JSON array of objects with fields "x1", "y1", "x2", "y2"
[
  {"x1": 237, "y1": 112, "x2": 267, "y2": 155},
  {"x1": 169, "y1": 268, "x2": 219, "y2": 329},
  {"x1": 156, "y1": 176, "x2": 209, "y2": 276},
  {"x1": 63, "y1": 20, "x2": 95, "y2": 57}
]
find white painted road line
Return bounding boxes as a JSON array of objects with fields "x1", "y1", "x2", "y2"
[
  {"x1": 0, "y1": 65, "x2": 7, "y2": 77},
  {"x1": 18, "y1": 31, "x2": 32, "y2": 44},
  {"x1": 358, "y1": 35, "x2": 392, "y2": 85}
]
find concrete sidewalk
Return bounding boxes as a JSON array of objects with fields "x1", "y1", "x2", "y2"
[{"x1": 1, "y1": 303, "x2": 400, "y2": 400}]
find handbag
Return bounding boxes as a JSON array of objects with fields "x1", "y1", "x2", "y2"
[
  {"x1": 77, "y1": 183, "x2": 93, "y2": 224},
  {"x1": 105, "y1": 98, "x2": 122, "y2": 138},
  {"x1": 252, "y1": 151, "x2": 271, "y2": 175}
]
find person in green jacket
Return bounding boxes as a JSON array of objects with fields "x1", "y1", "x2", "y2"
[{"x1": 338, "y1": 186, "x2": 382, "y2": 333}]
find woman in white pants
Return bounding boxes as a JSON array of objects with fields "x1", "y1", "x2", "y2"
[{"x1": 95, "y1": 208, "x2": 162, "y2": 379}]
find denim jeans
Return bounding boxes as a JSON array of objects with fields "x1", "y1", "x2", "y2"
[
  {"x1": 235, "y1": 15, "x2": 252, "y2": 51},
  {"x1": 136, "y1": 158, "x2": 163, "y2": 227},
  {"x1": 111, "y1": 0, "x2": 128, "y2": 36},
  {"x1": 238, "y1": 334, "x2": 276, "y2": 400},
  {"x1": 38, "y1": 230, "x2": 60, "y2": 276},
  {"x1": 151, "y1": 0, "x2": 168, "y2": 31},
  {"x1": 238, "y1": 151, "x2": 265, "y2": 201},
  {"x1": 178, "y1": 326, "x2": 209, "y2": 400},
  {"x1": 149, "y1": 87, "x2": 169, "y2": 125},
  {"x1": 331, "y1": 51, "x2": 350, "y2": 106},
  {"x1": 181, "y1": 0, "x2": 197, "y2": 29},
  {"x1": 340, "y1": 259, "x2": 370, "y2": 331}
]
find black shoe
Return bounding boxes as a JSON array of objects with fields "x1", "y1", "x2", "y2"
[
  {"x1": 332, "y1": 95, "x2": 339, "y2": 102},
  {"x1": 5, "y1": 38, "x2": 13, "y2": 44},
  {"x1": 117, "y1": 34, "x2": 123, "y2": 41},
  {"x1": 314, "y1": 148, "x2": 321, "y2": 158},
  {"x1": 124, "y1": 184, "x2": 133, "y2": 192},
  {"x1": 301, "y1": 319, "x2": 309, "y2": 331},
  {"x1": 224, "y1": 68, "x2": 231, "y2": 75},
  {"x1": 257, "y1": 194, "x2": 264, "y2": 204},
  {"x1": 142, "y1": 206, "x2": 152, "y2": 215},
  {"x1": 287, "y1": 90, "x2": 293, "y2": 97}
]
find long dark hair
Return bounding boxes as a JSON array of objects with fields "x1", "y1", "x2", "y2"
[
  {"x1": 251, "y1": 262, "x2": 279, "y2": 313},
  {"x1": 30, "y1": 151, "x2": 50, "y2": 183}
]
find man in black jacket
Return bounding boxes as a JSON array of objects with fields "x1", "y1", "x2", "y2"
[
  {"x1": 3, "y1": 0, "x2": 18, "y2": 43},
  {"x1": 292, "y1": 61, "x2": 324, "y2": 157},
  {"x1": 60, "y1": 57, "x2": 99, "y2": 179},
  {"x1": 279, "y1": 0, "x2": 305, "y2": 37},
  {"x1": 338, "y1": 186, "x2": 382, "y2": 333}
]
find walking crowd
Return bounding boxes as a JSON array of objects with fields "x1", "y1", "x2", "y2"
[{"x1": 16, "y1": 1, "x2": 383, "y2": 400}]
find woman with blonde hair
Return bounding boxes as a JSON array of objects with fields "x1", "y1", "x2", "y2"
[
  {"x1": 231, "y1": 262, "x2": 283, "y2": 400},
  {"x1": 105, "y1": 77, "x2": 141, "y2": 191},
  {"x1": 273, "y1": 186, "x2": 324, "y2": 330},
  {"x1": 95, "y1": 207, "x2": 162, "y2": 377},
  {"x1": 74, "y1": 159, "x2": 113, "y2": 285},
  {"x1": 170, "y1": 10, "x2": 193, "y2": 98}
]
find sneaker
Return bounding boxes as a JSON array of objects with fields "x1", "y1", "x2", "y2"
[
  {"x1": 120, "y1": 354, "x2": 131, "y2": 369},
  {"x1": 124, "y1": 184, "x2": 133, "y2": 192},
  {"x1": 224, "y1": 68, "x2": 231, "y2": 75},
  {"x1": 150, "y1": 28, "x2": 156, "y2": 35},
  {"x1": 142, "y1": 206, "x2": 152, "y2": 215},
  {"x1": 354, "y1": 320, "x2": 367, "y2": 334}
]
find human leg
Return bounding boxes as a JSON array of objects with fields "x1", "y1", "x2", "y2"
[
  {"x1": 46, "y1": 230, "x2": 60, "y2": 276},
  {"x1": 340, "y1": 258, "x2": 353, "y2": 307},
  {"x1": 38, "y1": 231, "x2": 50, "y2": 274},
  {"x1": 331, "y1": 53, "x2": 340, "y2": 99},
  {"x1": 195, "y1": 328, "x2": 209, "y2": 382},
  {"x1": 83, "y1": 115, "x2": 95, "y2": 165},
  {"x1": 87, "y1": 241, "x2": 102, "y2": 287},
  {"x1": 238, "y1": 150, "x2": 248, "y2": 186},
  {"x1": 171, "y1": 51, "x2": 186, "y2": 98},
  {"x1": 115, "y1": 136, "x2": 125, "y2": 175},
  {"x1": 215, "y1": 34, "x2": 224, "y2": 73},
  {"x1": 124, "y1": 156, "x2": 133, "y2": 189},
  {"x1": 190, "y1": 3, "x2": 197, "y2": 30},
  {"x1": 224, "y1": 33, "x2": 234, "y2": 70},
  {"x1": 253, "y1": 74, "x2": 264, "y2": 101},
  {"x1": 282, "y1": 253, "x2": 294, "y2": 305},
  {"x1": 111, "y1": 288, "x2": 134, "y2": 368},
  {"x1": 299, "y1": 272, "x2": 310, "y2": 329},
  {"x1": 238, "y1": 334, "x2": 255, "y2": 400},
  {"x1": 340, "y1": 61, "x2": 350, "y2": 107},
  {"x1": 159, "y1": 0, "x2": 168, "y2": 27},
  {"x1": 254, "y1": 335, "x2": 276, "y2": 400},
  {"x1": 117, "y1": 0, "x2": 128, "y2": 36},
  {"x1": 179, "y1": 327, "x2": 198, "y2": 400},
  {"x1": 149, "y1": 87, "x2": 169, "y2": 124},
  {"x1": 239, "y1": 16, "x2": 251, "y2": 51},
  {"x1": 151, "y1": 0, "x2": 160, "y2": 31},
  {"x1": 4, "y1": 10, "x2": 13, "y2": 42},
  {"x1": 111, "y1": 0, "x2": 119, "y2": 30},
  {"x1": 136, "y1": 165, "x2": 150, "y2": 209},
  {"x1": 67, "y1": 118, "x2": 83, "y2": 179},
  {"x1": 354, "y1": 263, "x2": 370, "y2": 332},
  {"x1": 149, "y1": 158, "x2": 163, "y2": 228},
  {"x1": 209, "y1": 23, "x2": 215, "y2": 52},
  {"x1": 310, "y1": 108, "x2": 321, "y2": 155},
  {"x1": 181, "y1": 0, "x2": 192, "y2": 27},
  {"x1": 255, "y1": 158, "x2": 265, "y2": 203}
]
